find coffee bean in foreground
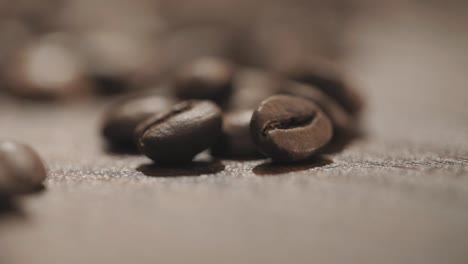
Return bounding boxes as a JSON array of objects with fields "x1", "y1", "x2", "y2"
[
  {"x1": 250, "y1": 95, "x2": 333, "y2": 162},
  {"x1": 0, "y1": 141, "x2": 47, "y2": 195},
  {"x1": 102, "y1": 95, "x2": 175, "y2": 149},
  {"x1": 173, "y1": 57, "x2": 235, "y2": 105},
  {"x1": 212, "y1": 110, "x2": 262, "y2": 159},
  {"x1": 136, "y1": 100, "x2": 222, "y2": 165}
]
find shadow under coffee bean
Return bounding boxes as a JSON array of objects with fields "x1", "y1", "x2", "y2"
[
  {"x1": 136, "y1": 100, "x2": 222, "y2": 165},
  {"x1": 0, "y1": 196, "x2": 23, "y2": 217},
  {"x1": 136, "y1": 160, "x2": 225, "y2": 177},
  {"x1": 253, "y1": 156, "x2": 333, "y2": 176},
  {"x1": 250, "y1": 95, "x2": 333, "y2": 163}
]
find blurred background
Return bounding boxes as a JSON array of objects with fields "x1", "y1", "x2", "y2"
[{"x1": 0, "y1": 0, "x2": 354, "y2": 100}]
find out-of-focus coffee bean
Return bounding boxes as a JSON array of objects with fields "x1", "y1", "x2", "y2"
[
  {"x1": 102, "y1": 95, "x2": 175, "y2": 149},
  {"x1": 136, "y1": 100, "x2": 222, "y2": 165},
  {"x1": 250, "y1": 95, "x2": 333, "y2": 162},
  {"x1": 279, "y1": 59, "x2": 363, "y2": 115},
  {"x1": 173, "y1": 57, "x2": 235, "y2": 105},
  {"x1": 278, "y1": 80, "x2": 354, "y2": 133},
  {"x1": 212, "y1": 110, "x2": 262, "y2": 159},
  {"x1": 0, "y1": 141, "x2": 47, "y2": 195},
  {"x1": 4, "y1": 33, "x2": 90, "y2": 100},
  {"x1": 92, "y1": 73, "x2": 130, "y2": 96},
  {"x1": 77, "y1": 31, "x2": 151, "y2": 93}
]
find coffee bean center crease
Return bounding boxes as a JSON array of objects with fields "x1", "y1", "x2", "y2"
[{"x1": 262, "y1": 114, "x2": 316, "y2": 136}]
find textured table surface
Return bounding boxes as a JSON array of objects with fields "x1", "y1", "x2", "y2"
[{"x1": 1, "y1": 3, "x2": 468, "y2": 264}]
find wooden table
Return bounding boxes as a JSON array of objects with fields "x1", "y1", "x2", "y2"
[{"x1": 1, "y1": 2, "x2": 467, "y2": 263}]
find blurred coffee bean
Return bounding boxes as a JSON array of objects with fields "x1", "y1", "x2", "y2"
[
  {"x1": 227, "y1": 68, "x2": 281, "y2": 111},
  {"x1": 78, "y1": 30, "x2": 152, "y2": 92},
  {"x1": 4, "y1": 33, "x2": 90, "y2": 100},
  {"x1": 280, "y1": 59, "x2": 363, "y2": 115},
  {"x1": 173, "y1": 57, "x2": 235, "y2": 105},
  {"x1": 250, "y1": 95, "x2": 333, "y2": 162},
  {"x1": 278, "y1": 80, "x2": 354, "y2": 133},
  {"x1": 0, "y1": 141, "x2": 47, "y2": 195},
  {"x1": 102, "y1": 95, "x2": 175, "y2": 149},
  {"x1": 92, "y1": 73, "x2": 129, "y2": 96},
  {"x1": 212, "y1": 110, "x2": 262, "y2": 159},
  {"x1": 136, "y1": 100, "x2": 222, "y2": 165}
]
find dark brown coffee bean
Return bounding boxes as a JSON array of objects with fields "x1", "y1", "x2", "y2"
[
  {"x1": 102, "y1": 95, "x2": 175, "y2": 149},
  {"x1": 250, "y1": 95, "x2": 333, "y2": 162},
  {"x1": 278, "y1": 81, "x2": 354, "y2": 133},
  {"x1": 281, "y1": 60, "x2": 363, "y2": 115},
  {"x1": 136, "y1": 100, "x2": 222, "y2": 165},
  {"x1": 212, "y1": 110, "x2": 262, "y2": 159},
  {"x1": 0, "y1": 141, "x2": 47, "y2": 195},
  {"x1": 173, "y1": 57, "x2": 235, "y2": 105}
]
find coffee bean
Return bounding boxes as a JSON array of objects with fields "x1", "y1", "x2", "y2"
[
  {"x1": 250, "y1": 95, "x2": 333, "y2": 162},
  {"x1": 136, "y1": 100, "x2": 222, "y2": 165},
  {"x1": 173, "y1": 57, "x2": 235, "y2": 105},
  {"x1": 212, "y1": 110, "x2": 262, "y2": 159},
  {"x1": 278, "y1": 80, "x2": 354, "y2": 133},
  {"x1": 281, "y1": 60, "x2": 363, "y2": 115},
  {"x1": 102, "y1": 95, "x2": 175, "y2": 149},
  {"x1": 4, "y1": 34, "x2": 90, "y2": 100},
  {"x1": 0, "y1": 141, "x2": 47, "y2": 195}
]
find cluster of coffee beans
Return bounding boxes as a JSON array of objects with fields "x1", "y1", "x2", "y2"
[
  {"x1": 102, "y1": 57, "x2": 362, "y2": 165},
  {"x1": 0, "y1": 141, "x2": 47, "y2": 197}
]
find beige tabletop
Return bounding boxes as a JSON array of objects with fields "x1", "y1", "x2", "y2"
[{"x1": 1, "y1": 2, "x2": 468, "y2": 264}]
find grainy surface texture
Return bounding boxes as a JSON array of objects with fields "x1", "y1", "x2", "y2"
[{"x1": 1, "y1": 2, "x2": 468, "y2": 264}]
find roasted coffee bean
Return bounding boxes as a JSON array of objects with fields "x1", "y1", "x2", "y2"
[
  {"x1": 278, "y1": 80, "x2": 354, "y2": 133},
  {"x1": 0, "y1": 141, "x2": 47, "y2": 195},
  {"x1": 250, "y1": 95, "x2": 333, "y2": 162},
  {"x1": 136, "y1": 100, "x2": 222, "y2": 165},
  {"x1": 281, "y1": 60, "x2": 363, "y2": 115},
  {"x1": 102, "y1": 95, "x2": 175, "y2": 149},
  {"x1": 212, "y1": 110, "x2": 262, "y2": 159},
  {"x1": 173, "y1": 57, "x2": 235, "y2": 105}
]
